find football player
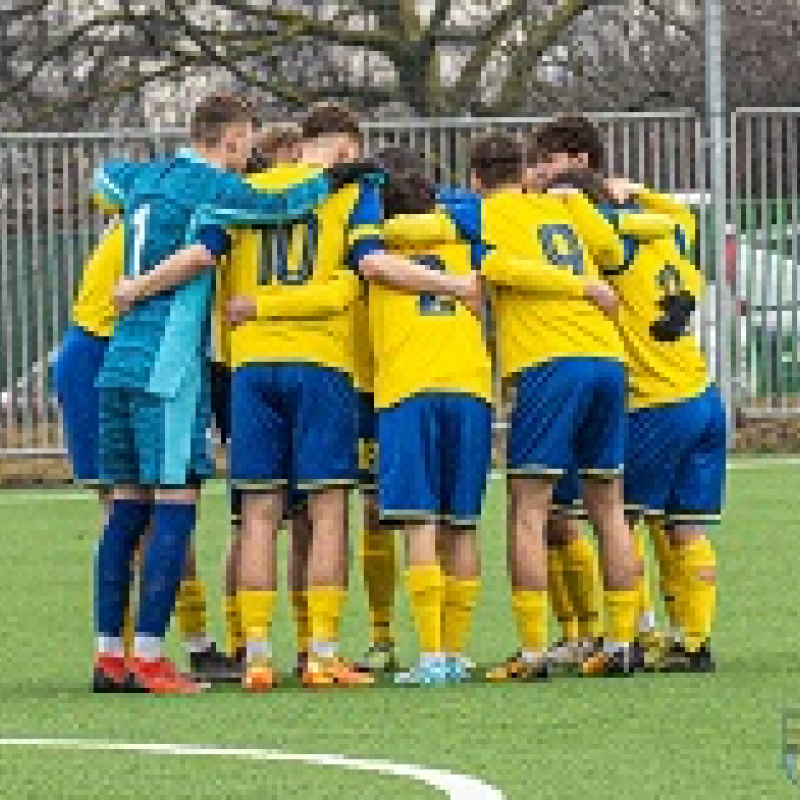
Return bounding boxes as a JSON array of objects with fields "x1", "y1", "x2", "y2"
[
  {"x1": 357, "y1": 146, "x2": 490, "y2": 685},
  {"x1": 466, "y1": 133, "x2": 640, "y2": 680},
  {"x1": 91, "y1": 93, "x2": 330, "y2": 694}
]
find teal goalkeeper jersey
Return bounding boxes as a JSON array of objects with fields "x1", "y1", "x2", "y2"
[{"x1": 93, "y1": 149, "x2": 329, "y2": 399}]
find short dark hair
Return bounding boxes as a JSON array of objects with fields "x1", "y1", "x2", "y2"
[
  {"x1": 375, "y1": 146, "x2": 436, "y2": 218},
  {"x1": 190, "y1": 93, "x2": 254, "y2": 147},
  {"x1": 469, "y1": 133, "x2": 524, "y2": 190},
  {"x1": 300, "y1": 102, "x2": 362, "y2": 143},
  {"x1": 248, "y1": 124, "x2": 301, "y2": 171},
  {"x1": 545, "y1": 168, "x2": 611, "y2": 205},
  {"x1": 531, "y1": 115, "x2": 605, "y2": 171}
]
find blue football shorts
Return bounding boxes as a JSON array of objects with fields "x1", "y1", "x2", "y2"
[
  {"x1": 507, "y1": 357, "x2": 625, "y2": 479},
  {"x1": 378, "y1": 392, "x2": 492, "y2": 527},
  {"x1": 624, "y1": 385, "x2": 726, "y2": 526},
  {"x1": 230, "y1": 363, "x2": 357, "y2": 491},
  {"x1": 52, "y1": 326, "x2": 109, "y2": 485}
]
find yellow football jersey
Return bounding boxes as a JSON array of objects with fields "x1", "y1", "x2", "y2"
[
  {"x1": 226, "y1": 163, "x2": 378, "y2": 374},
  {"x1": 369, "y1": 210, "x2": 492, "y2": 410},
  {"x1": 351, "y1": 287, "x2": 374, "y2": 394},
  {"x1": 605, "y1": 197, "x2": 708, "y2": 409},
  {"x1": 212, "y1": 252, "x2": 233, "y2": 367},
  {"x1": 480, "y1": 190, "x2": 625, "y2": 380},
  {"x1": 71, "y1": 222, "x2": 123, "y2": 338}
]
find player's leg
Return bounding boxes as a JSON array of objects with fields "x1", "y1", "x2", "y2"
[
  {"x1": 356, "y1": 391, "x2": 398, "y2": 674},
  {"x1": 649, "y1": 515, "x2": 681, "y2": 636},
  {"x1": 229, "y1": 365, "x2": 288, "y2": 691},
  {"x1": 93, "y1": 387, "x2": 153, "y2": 692},
  {"x1": 292, "y1": 365, "x2": 370, "y2": 687},
  {"x1": 288, "y1": 495, "x2": 312, "y2": 676},
  {"x1": 358, "y1": 491, "x2": 399, "y2": 674},
  {"x1": 222, "y1": 488, "x2": 245, "y2": 662},
  {"x1": 546, "y1": 514, "x2": 601, "y2": 670},
  {"x1": 628, "y1": 517, "x2": 663, "y2": 663},
  {"x1": 439, "y1": 394, "x2": 490, "y2": 681},
  {"x1": 660, "y1": 387, "x2": 726, "y2": 672},
  {"x1": 376, "y1": 395, "x2": 447, "y2": 686},
  {"x1": 174, "y1": 355, "x2": 242, "y2": 683},
  {"x1": 489, "y1": 362, "x2": 579, "y2": 682},
  {"x1": 546, "y1": 468, "x2": 589, "y2": 654},
  {"x1": 486, "y1": 476, "x2": 553, "y2": 682},
  {"x1": 576, "y1": 360, "x2": 640, "y2": 676},
  {"x1": 126, "y1": 381, "x2": 214, "y2": 694},
  {"x1": 53, "y1": 329, "x2": 141, "y2": 676}
]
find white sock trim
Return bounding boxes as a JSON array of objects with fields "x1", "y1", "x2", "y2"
[
  {"x1": 134, "y1": 635, "x2": 163, "y2": 660},
  {"x1": 96, "y1": 636, "x2": 123, "y2": 656}
]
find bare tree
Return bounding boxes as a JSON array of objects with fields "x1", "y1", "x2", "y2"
[
  {"x1": 3, "y1": 1, "x2": 799, "y2": 131},
  {"x1": 0, "y1": 1, "x2": 709, "y2": 129}
]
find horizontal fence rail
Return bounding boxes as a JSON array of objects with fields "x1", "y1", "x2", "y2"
[{"x1": 0, "y1": 110, "x2": 787, "y2": 456}]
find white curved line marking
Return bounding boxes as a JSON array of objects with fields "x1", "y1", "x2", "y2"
[{"x1": 0, "y1": 738, "x2": 504, "y2": 800}]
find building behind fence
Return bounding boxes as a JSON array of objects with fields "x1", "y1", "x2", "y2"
[{"x1": 1, "y1": 110, "x2": 798, "y2": 463}]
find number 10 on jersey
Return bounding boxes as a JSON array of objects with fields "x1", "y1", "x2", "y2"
[{"x1": 258, "y1": 216, "x2": 318, "y2": 287}]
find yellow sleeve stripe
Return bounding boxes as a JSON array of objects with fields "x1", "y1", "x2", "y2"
[{"x1": 348, "y1": 225, "x2": 383, "y2": 246}]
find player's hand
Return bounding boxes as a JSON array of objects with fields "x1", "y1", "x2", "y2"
[
  {"x1": 226, "y1": 295, "x2": 257, "y2": 326},
  {"x1": 546, "y1": 185, "x2": 581, "y2": 197},
  {"x1": 604, "y1": 177, "x2": 642, "y2": 204},
  {"x1": 456, "y1": 273, "x2": 484, "y2": 319},
  {"x1": 113, "y1": 277, "x2": 142, "y2": 315},
  {"x1": 324, "y1": 159, "x2": 388, "y2": 193},
  {"x1": 584, "y1": 280, "x2": 618, "y2": 316}
]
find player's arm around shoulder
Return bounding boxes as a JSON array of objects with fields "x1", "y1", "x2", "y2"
[
  {"x1": 356, "y1": 210, "x2": 483, "y2": 317},
  {"x1": 551, "y1": 187, "x2": 624, "y2": 269},
  {"x1": 113, "y1": 226, "x2": 230, "y2": 315}
]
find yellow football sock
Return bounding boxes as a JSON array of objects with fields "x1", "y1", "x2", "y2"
[
  {"x1": 632, "y1": 526, "x2": 655, "y2": 630},
  {"x1": 237, "y1": 589, "x2": 277, "y2": 653},
  {"x1": 292, "y1": 590, "x2": 311, "y2": 654},
  {"x1": 649, "y1": 518, "x2": 679, "y2": 628},
  {"x1": 561, "y1": 536, "x2": 603, "y2": 639},
  {"x1": 360, "y1": 528, "x2": 396, "y2": 645},
  {"x1": 123, "y1": 598, "x2": 135, "y2": 658},
  {"x1": 442, "y1": 577, "x2": 480, "y2": 656},
  {"x1": 603, "y1": 589, "x2": 638, "y2": 646},
  {"x1": 547, "y1": 547, "x2": 579, "y2": 641},
  {"x1": 307, "y1": 587, "x2": 347, "y2": 650},
  {"x1": 174, "y1": 579, "x2": 208, "y2": 644},
  {"x1": 407, "y1": 565, "x2": 445, "y2": 655},
  {"x1": 674, "y1": 538, "x2": 717, "y2": 652},
  {"x1": 224, "y1": 594, "x2": 244, "y2": 657},
  {"x1": 511, "y1": 590, "x2": 548, "y2": 653}
]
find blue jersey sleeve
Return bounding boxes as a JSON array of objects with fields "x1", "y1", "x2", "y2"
[
  {"x1": 347, "y1": 181, "x2": 384, "y2": 269},
  {"x1": 439, "y1": 192, "x2": 487, "y2": 270},
  {"x1": 193, "y1": 225, "x2": 231, "y2": 258},
  {"x1": 194, "y1": 170, "x2": 331, "y2": 229},
  {"x1": 93, "y1": 161, "x2": 147, "y2": 209}
]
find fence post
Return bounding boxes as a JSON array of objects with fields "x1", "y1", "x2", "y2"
[{"x1": 705, "y1": 0, "x2": 734, "y2": 446}]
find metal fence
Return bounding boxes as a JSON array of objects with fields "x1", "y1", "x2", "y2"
[{"x1": 0, "y1": 109, "x2": 788, "y2": 456}]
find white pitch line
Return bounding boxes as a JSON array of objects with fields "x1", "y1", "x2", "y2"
[{"x1": 0, "y1": 738, "x2": 504, "y2": 800}]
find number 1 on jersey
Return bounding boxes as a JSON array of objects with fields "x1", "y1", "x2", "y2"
[{"x1": 130, "y1": 204, "x2": 151, "y2": 277}]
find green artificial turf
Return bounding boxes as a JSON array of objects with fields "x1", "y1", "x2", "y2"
[{"x1": 0, "y1": 462, "x2": 797, "y2": 799}]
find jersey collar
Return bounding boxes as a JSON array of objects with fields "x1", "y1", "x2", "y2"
[{"x1": 176, "y1": 147, "x2": 224, "y2": 171}]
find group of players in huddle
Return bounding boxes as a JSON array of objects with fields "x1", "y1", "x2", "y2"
[{"x1": 52, "y1": 94, "x2": 725, "y2": 695}]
